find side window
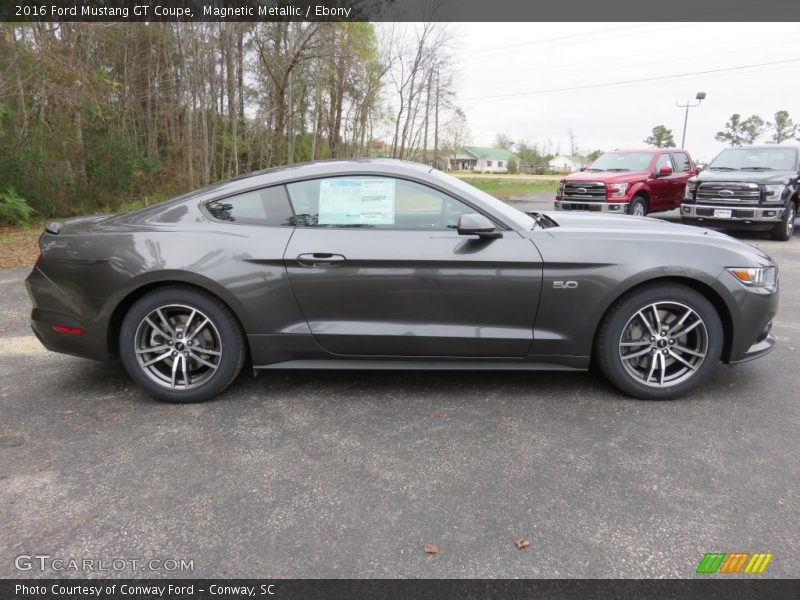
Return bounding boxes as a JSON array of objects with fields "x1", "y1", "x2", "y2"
[
  {"x1": 205, "y1": 186, "x2": 294, "y2": 226},
  {"x1": 672, "y1": 152, "x2": 690, "y2": 173},
  {"x1": 655, "y1": 154, "x2": 673, "y2": 172},
  {"x1": 285, "y1": 176, "x2": 476, "y2": 230}
]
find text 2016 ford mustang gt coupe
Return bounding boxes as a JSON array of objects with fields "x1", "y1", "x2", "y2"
[{"x1": 26, "y1": 159, "x2": 778, "y2": 403}]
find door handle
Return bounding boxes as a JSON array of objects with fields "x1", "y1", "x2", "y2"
[{"x1": 297, "y1": 253, "x2": 347, "y2": 267}]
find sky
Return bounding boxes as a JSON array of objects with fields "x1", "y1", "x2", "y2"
[{"x1": 444, "y1": 22, "x2": 800, "y2": 163}]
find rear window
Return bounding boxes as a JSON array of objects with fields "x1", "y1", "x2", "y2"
[{"x1": 205, "y1": 186, "x2": 294, "y2": 226}]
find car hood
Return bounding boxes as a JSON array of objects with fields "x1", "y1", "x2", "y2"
[
  {"x1": 535, "y1": 211, "x2": 773, "y2": 265},
  {"x1": 563, "y1": 170, "x2": 648, "y2": 183},
  {"x1": 696, "y1": 169, "x2": 796, "y2": 185}
]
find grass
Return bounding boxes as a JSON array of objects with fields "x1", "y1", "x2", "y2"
[
  {"x1": 0, "y1": 222, "x2": 44, "y2": 269},
  {"x1": 0, "y1": 201, "x2": 150, "y2": 269},
  {"x1": 456, "y1": 176, "x2": 559, "y2": 199}
]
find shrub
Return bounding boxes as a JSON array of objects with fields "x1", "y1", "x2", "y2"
[
  {"x1": 0, "y1": 187, "x2": 35, "y2": 226},
  {"x1": 507, "y1": 158, "x2": 519, "y2": 174}
]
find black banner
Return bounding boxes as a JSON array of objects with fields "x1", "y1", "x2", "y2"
[
  {"x1": 1, "y1": 0, "x2": 800, "y2": 22},
  {"x1": 2, "y1": 579, "x2": 800, "y2": 600}
]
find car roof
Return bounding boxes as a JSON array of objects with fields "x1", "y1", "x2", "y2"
[
  {"x1": 150, "y1": 159, "x2": 436, "y2": 208},
  {"x1": 228, "y1": 158, "x2": 434, "y2": 184},
  {"x1": 726, "y1": 144, "x2": 800, "y2": 150},
  {"x1": 608, "y1": 148, "x2": 682, "y2": 153}
]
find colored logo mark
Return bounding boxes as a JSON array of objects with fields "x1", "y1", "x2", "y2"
[{"x1": 696, "y1": 552, "x2": 773, "y2": 574}]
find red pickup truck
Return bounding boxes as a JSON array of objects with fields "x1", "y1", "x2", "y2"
[{"x1": 554, "y1": 148, "x2": 698, "y2": 216}]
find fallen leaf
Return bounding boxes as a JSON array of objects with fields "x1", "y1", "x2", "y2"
[
  {"x1": 514, "y1": 538, "x2": 531, "y2": 549},
  {"x1": 433, "y1": 410, "x2": 446, "y2": 417},
  {"x1": 423, "y1": 544, "x2": 439, "y2": 554}
]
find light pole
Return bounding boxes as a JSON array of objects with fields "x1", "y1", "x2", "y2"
[{"x1": 677, "y1": 92, "x2": 706, "y2": 148}]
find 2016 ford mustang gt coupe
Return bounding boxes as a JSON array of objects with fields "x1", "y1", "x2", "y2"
[{"x1": 26, "y1": 159, "x2": 778, "y2": 403}]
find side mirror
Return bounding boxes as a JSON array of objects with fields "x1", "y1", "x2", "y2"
[
  {"x1": 579, "y1": 165, "x2": 587, "y2": 172},
  {"x1": 657, "y1": 166, "x2": 673, "y2": 177},
  {"x1": 457, "y1": 213, "x2": 502, "y2": 239}
]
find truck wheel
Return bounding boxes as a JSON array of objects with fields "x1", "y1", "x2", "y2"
[
  {"x1": 771, "y1": 202, "x2": 796, "y2": 241},
  {"x1": 628, "y1": 196, "x2": 647, "y2": 217}
]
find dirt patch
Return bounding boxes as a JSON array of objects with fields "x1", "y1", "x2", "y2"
[{"x1": 0, "y1": 225, "x2": 41, "y2": 269}]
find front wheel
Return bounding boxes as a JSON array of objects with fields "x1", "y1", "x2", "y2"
[
  {"x1": 595, "y1": 284, "x2": 723, "y2": 400},
  {"x1": 627, "y1": 196, "x2": 647, "y2": 217},
  {"x1": 119, "y1": 286, "x2": 246, "y2": 403},
  {"x1": 771, "y1": 202, "x2": 796, "y2": 241}
]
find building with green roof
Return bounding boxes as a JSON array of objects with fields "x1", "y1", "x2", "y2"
[{"x1": 447, "y1": 146, "x2": 519, "y2": 173}]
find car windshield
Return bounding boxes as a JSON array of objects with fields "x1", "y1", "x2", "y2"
[
  {"x1": 708, "y1": 147, "x2": 797, "y2": 171},
  {"x1": 588, "y1": 152, "x2": 654, "y2": 172},
  {"x1": 429, "y1": 169, "x2": 537, "y2": 230}
]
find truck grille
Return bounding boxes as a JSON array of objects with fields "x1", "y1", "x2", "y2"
[
  {"x1": 563, "y1": 181, "x2": 606, "y2": 200},
  {"x1": 696, "y1": 182, "x2": 760, "y2": 204}
]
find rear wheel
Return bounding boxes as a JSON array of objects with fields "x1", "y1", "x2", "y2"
[
  {"x1": 119, "y1": 286, "x2": 245, "y2": 403},
  {"x1": 771, "y1": 202, "x2": 796, "y2": 241},
  {"x1": 628, "y1": 195, "x2": 647, "y2": 217},
  {"x1": 595, "y1": 284, "x2": 723, "y2": 400}
]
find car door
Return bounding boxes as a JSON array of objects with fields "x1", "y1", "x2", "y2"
[
  {"x1": 282, "y1": 174, "x2": 542, "y2": 358},
  {"x1": 669, "y1": 151, "x2": 694, "y2": 208},
  {"x1": 649, "y1": 153, "x2": 679, "y2": 211}
]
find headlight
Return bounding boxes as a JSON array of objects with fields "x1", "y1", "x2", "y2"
[
  {"x1": 727, "y1": 266, "x2": 778, "y2": 292},
  {"x1": 684, "y1": 181, "x2": 698, "y2": 200},
  {"x1": 608, "y1": 183, "x2": 628, "y2": 198},
  {"x1": 557, "y1": 182, "x2": 565, "y2": 196},
  {"x1": 764, "y1": 184, "x2": 786, "y2": 203}
]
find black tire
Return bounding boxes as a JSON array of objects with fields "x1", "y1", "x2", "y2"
[
  {"x1": 119, "y1": 286, "x2": 246, "y2": 403},
  {"x1": 595, "y1": 283, "x2": 723, "y2": 400},
  {"x1": 627, "y1": 195, "x2": 648, "y2": 217},
  {"x1": 770, "y1": 201, "x2": 796, "y2": 241}
]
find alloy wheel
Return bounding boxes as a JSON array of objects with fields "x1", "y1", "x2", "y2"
[
  {"x1": 134, "y1": 304, "x2": 223, "y2": 390},
  {"x1": 618, "y1": 301, "x2": 709, "y2": 388}
]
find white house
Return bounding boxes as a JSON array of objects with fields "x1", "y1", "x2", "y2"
[
  {"x1": 447, "y1": 146, "x2": 519, "y2": 173},
  {"x1": 548, "y1": 155, "x2": 582, "y2": 173}
]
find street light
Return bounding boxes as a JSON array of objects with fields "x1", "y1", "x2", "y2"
[{"x1": 676, "y1": 92, "x2": 706, "y2": 149}]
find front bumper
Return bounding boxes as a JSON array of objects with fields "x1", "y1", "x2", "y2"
[
  {"x1": 729, "y1": 332, "x2": 775, "y2": 364},
  {"x1": 712, "y1": 272, "x2": 779, "y2": 364},
  {"x1": 681, "y1": 203, "x2": 784, "y2": 225},
  {"x1": 554, "y1": 199, "x2": 628, "y2": 212}
]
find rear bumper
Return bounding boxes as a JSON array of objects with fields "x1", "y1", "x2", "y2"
[
  {"x1": 554, "y1": 199, "x2": 628, "y2": 212},
  {"x1": 25, "y1": 267, "x2": 112, "y2": 361}
]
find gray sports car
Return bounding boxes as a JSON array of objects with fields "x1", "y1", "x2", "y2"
[{"x1": 26, "y1": 159, "x2": 778, "y2": 403}]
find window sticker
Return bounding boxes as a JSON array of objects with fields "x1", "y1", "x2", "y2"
[{"x1": 318, "y1": 178, "x2": 395, "y2": 225}]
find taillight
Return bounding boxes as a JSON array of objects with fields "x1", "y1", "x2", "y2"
[
  {"x1": 52, "y1": 325, "x2": 84, "y2": 335},
  {"x1": 34, "y1": 252, "x2": 43, "y2": 268}
]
